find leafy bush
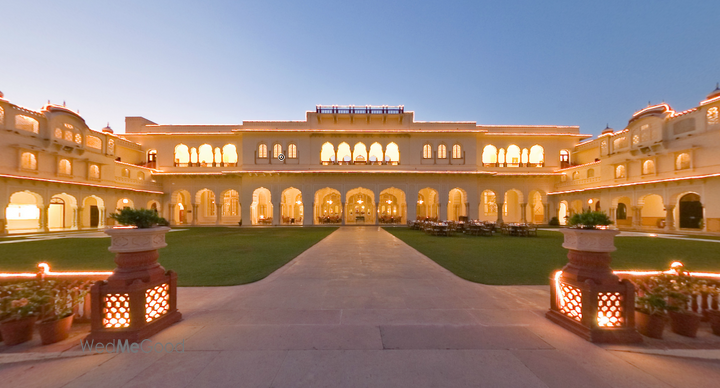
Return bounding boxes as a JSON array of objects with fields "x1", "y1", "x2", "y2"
[
  {"x1": 567, "y1": 210, "x2": 612, "y2": 229},
  {"x1": 0, "y1": 280, "x2": 92, "y2": 322},
  {"x1": 548, "y1": 217, "x2": 560, "y2": 226},
  {"x1": 111, "y1": 208, "x2": 169, "y2": 228}
]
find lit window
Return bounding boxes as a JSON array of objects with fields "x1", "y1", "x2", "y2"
[
  {"x1": 258, "y1": 143, "x2": 268, "y2": 158},
  {"x1": 452, "y1": 144, "x2": 462, "y2": 159},
  {"x1": 74, "y1": 133, "x2": 82, "y2": 144},
  {"x1": 198, "y1": 144, "x2": 213, "y2": 165},
  {"x1": 615, "y1": 165, "x2": 626, "y2": 179},
  {"x1": 174, "y1": 144, "x2": 189, "y2": 166},
  {"x1": 223, "y1": 190, "x2": 239, "y2": 216},
  {"x1": 222, "y1": 144, "x2": 237, "y2": 165},
  {"x1": 708, "y1": 107, "x2": 719, "y2": 125},
  {"x1": 385, "y1": 142, "x2": 399, "y2": 163},
  {"x1": 642, "y1": 160, "x2": 655, "y2": 175},
  {"x1": 437, "y1": 144, "x2": 447, "y2": 159},
  {"x1": 59, "y1": 159, "x2": 72, "y2": 175},
  {"x1": 64, "y1": 130, "x2": 73, "y2": 142},
  {"x1": 482, "y1": 145, "x2": 497, "y2": 165},
  {"x1": 21, "y1": 152, "x2": 37, "y2": 170},
  {"x1": 676, "y1": 153, "x2": 690, "y2": 170},
  {"x1": 15, "y1": 115, "x2": 39, "y2": 133},
  {"x1": 87, "y1": 135, "x2": 102, "y2": 149},
  {"x1": 482, "y1": 191, "x2": 497, "y2": 216},
  {"x1": 498, "y1": 148, "x2": 506, "y2": 165},
  {"x1": 529, "y1": 145, "x2": 544, "y2": 166},
  {"x1": 423, "y1": 144, "x2": 432, "y2": 159},
  {"x1": 89, "y1": 164, "x2": 100, "y2": 179},
  {"x1": 54, "y1": 128, "x2": 63, "y2": 138},
  {"x1": 632, "y1": 135, "x2": 639, "y2": 145},
  {"x1": 273, "y1": 143, "x2": 283, "y2": 158},
  {"x1": 507, "y1": 145, "x2": 520, "y2": 167},
  {"x1": 147, "y1": 149, "x2": 157, "y2": 163},
  {"x1": 107, "y1": 139, "x2": 115, "y2": 155},
  {"x1": 321, "y1": 142, "x2": 335, "y2": 163},
  {"x1": 288, "y1": 143, "x2": 297, "y2": 159}
]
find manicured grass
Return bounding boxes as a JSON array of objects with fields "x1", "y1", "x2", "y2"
[
  {"x1": 0, "y1": 227, "x2": 337, "y2": 286},
  {"x1": 384, "y1": 228, "x2": 720, "y2": 285}
]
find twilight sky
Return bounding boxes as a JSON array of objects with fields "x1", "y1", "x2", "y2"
[{"x1": 1, "y1": 0, "x2": 718, "y2": 137}]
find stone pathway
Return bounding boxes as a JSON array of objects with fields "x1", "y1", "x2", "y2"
[{"x1": 2, "y1": 227, "x2": 720, "y2": 387}]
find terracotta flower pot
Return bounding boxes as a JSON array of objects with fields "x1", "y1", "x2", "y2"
[
  {"x1": 0, "y1": 317, "x2": 37, "y2": 346},
  {"x1": 668, "y1": 310, "x2": 702, "y2": 338},
  {"x1": 635, "y1": 311, "x2": 666, "y2": 339},
  {"x1": 37, "y1": 315, "x2": 74, "y2": 345},
  {"x1": 707, "y1": 309, "x2": 720, "y2": 336}
]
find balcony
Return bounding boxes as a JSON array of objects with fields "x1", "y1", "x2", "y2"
[{"x1": 316, "y1": 105, "x2": 404, "y2": 115}]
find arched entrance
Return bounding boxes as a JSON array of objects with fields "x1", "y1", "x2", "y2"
[
  {"x1": 379, "y1": 187, "x2": 406, "y2": 224},
  {"x1": 346, "y1": 188, "x2": 375, "y2": 224},
  {"x1": 171, "y1": 190, "x2": 191, "y2": 225},
  {"x1": 251, "y1": 187, "x2": 273, "y2": 225},
  {"x1": 528, "y1": 191, "x2": 545, "y2": 224},
  {"x1": 220, "y1": 189, "x2": 241, "y2": 225},
  {"x1": 314, "y1": 188, "x2": 341, "y2": 224},
  {"x1": 558, "y1": 201, "x2": 568, "y2": 225},
  {"x1": 82, "y1": 195, "x2": 106, "y2": 228},
  {"x1": 195, "y1": 189, "x2": 217, "y2": 224},
  {"x1": 613, "y1": 196, "x2": 632, "y2": 227},
  {"x1": 417, "y1": 188, "x2": 439, "y2": 221},
  {"x1": 640, "y1": 194, "x2": 665, "y2": 228},
  {"x1": 50, "y1": 193, "x2": 77, "y2": 230},
  {"x1": 679, "y1": 193, "x2": 703, "y2": 229},
  {"x1": 281, "y1": 187, "x2": 303, "y2": 225},
  {"x1": 448, "y1": 188, "x2": 467, "y2": 221},
  {"x1": 503, "y1": 189, "x2": 523, "y2": 223},
  {"x1": 6, "y1": 191, "x2": 42, "y2": 233}
]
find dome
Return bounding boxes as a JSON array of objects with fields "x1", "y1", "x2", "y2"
[
  {"x1": 601, "y1": 124, "x2": 613, "y2": 135},
  {"x1": 707, "y1": 83, "x2": 720, "y2": 100},
  {"x1": 102, "y1": 123, "x2": 114, "y2": 134},
  {"x1": 0, "y1": 91, "x2": 4, "y2": 99},
  {"x1": 629, "y1": 103, "x2": 672, "y2": 123}
]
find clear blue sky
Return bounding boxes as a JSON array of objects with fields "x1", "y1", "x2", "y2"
[{"x1": 1, "y1": 0, "x2": 718, "y2": 137}]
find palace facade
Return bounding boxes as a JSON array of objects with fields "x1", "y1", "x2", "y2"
[{"x1": 2, "y1": 87, "x2": 720, "y2": 234}]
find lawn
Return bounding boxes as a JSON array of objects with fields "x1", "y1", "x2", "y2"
[
  {"x1": 0, "y1": 227, "x2": 337, "y2": 286},
  {"x1": 384, "y1": 228, "x2": 720, "y2": 285}
]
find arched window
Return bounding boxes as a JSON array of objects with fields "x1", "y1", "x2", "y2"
[
  {"x1": 320, "y1": 142, "x2": 335, "y2": 164},
  {"x1": 122, "y1": 168, "x2": 130, "y2": 178},
  {"x1": 385, "y1": 142, "x2": 400, "y2": 164},
  {"x1": 15, "y1": 115, "x2": 39, "y2": 133},
  {"x1": 482, "y1": 190, "x2": 497, "y2": 216},
  {"x1": 288, "y1": 143, "x2": 297, "y2": 159},
  {"x1": 190, "y1": 147, "x2": 198, "y2": 165},
  {"x1": 560, "y1": 149, "x2": 570, "y2": 167},
  {"x1": 452, "y1": 144, "x2": 462, "y2": 159},
  {"x1": 59, "y1": 159, "x2": 72, "y2": 175},
  {"x1": 437, "y1": 144, "x2": 447, "y2": 159},
  {"x1": 676, "y1": 153, "x2": 690, "y2": 170},
  {"x1": 258, "y1": 143, "x2": 268, "y2": 159},
  {"x1": 147, "y1": 150, "x2": 157, "y2": 166},
  {"x1": 89, "y1": 164, "x2": 100, "y2": 179},
  {"x1": 138, "y1": 172, "x2": 145, "y2": 181},
  {"x1": 337, "y1": 142, "x2": 351, "y2": 164},
  {"x1": 616, "y1": 203, "x2": 627, "y2": 220},
  {"x1": 587, "y1": 168, "x2": 595, "y2": 178},
  {"x1": 273, "y1": 143, "x2": 283, "y2": 159},
  {"x1": 222, "y1": 144, "x2": 238, "y2": 165},
  {"x1": 353, "y1": 142, "x2": 367, "y2": 163},
  {"x1": 615, "y1": 165, "x2": 626, "y2": 178},
  {"x1": 572, "y1": 171, "x2": 579, "y2": 180},
  {"x1": 529, "y1": 145, "x2": 544, "y2": 166},
  {"x1": 642, "y1": 160, "x2": 655, "y2": 175},
  {"x1": 482, "y1": 145, "x2": 497, "y2": 166},
  {"x1": 198, "y1": 144, "x2": 213, "y2": 166},
  {"x1": 506, "y1": 145, "x2": 521, "y2": 167},
  {"x1": 422, "y1": 144, "x2": 432, "y2": 159},
  {"x1": 21, "y1": 152, "x2": 37, "y2": 170},
  {"x1": 174, "y1": 144, "x2": 189, "y2": 167},
  {"x1": 369, "y1": 142, "x2": 383, "y2": 163},
  {"x1": 223, "y1": 190, "x2": 239, "y2": 216}
]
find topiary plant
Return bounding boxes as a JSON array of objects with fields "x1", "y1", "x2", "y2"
[
  {"x1": 110, "y1": 208, "x2": 169, "y2": 228},
  {"x1": 548, "y1": 216, "x2": 560, "y2": 226},
  {"x1": 567, "y1": 210, "x2": 613, "y2": 229}
]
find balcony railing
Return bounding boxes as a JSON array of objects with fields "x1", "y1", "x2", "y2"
[{"x1": 316, "y1": 105, "x2": 404, "y2": 115}]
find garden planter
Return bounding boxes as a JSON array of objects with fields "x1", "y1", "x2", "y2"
[
  {"x1": 668, "y1": 311, "x2": 702, "y2": 337},
  {"x1": 558, "y1": 228, "x2": 621, "y2": 285},
  {"x1": 37, "y1": 315, "x2": 74, "y2": 345},
  {"x1": 0, "y1": 317, "x2": 37, "y2": 346},
  {"x1": 103, "y1": 226, "x2": 170, "y2": 284},
  {"x1": 706, "y1": 309, "x2": 720, "y2": 336},
  {"x1": 635, "y1": 311, "x2": 666, "y2": 339}
]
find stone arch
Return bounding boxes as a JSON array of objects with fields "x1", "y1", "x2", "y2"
[
  {"x1": 6, "y1": 190, "x2": 43, "y2": 233},
  {"x1": 315, "y1": 187, "x2": 342, "y2": 224},
  {"x1": 346, "y1": 187, "x2": 375, "y2": 224},
  {"x1": 482, "y1": 145, "x2": 497, "y2": 166},
  {"x1": 379, "y1": 187, "x2": 406, "y2": 224},
  {"x1": 448, "y1": 187, "x2": 467, "y2": 221},
  {"x1": 50, "y1": 193, "x2": 77, "y2": 230},
  {"x1": 638, "y1": 193, "x2": 665, "y2": 228},
  {"x1": 677, "y1": 192, "x2": 703, "y2": 229},
  {"x1": 558, "y1": 200, "x2": 569, "y2": 225},
  {"x1": 321, "y1": 142, "x2": 335, "y2": 164},
  {"x1": 611, "y1": 196, "x2": 632, "y2": 227},
  {"x1": 368, "y1": 142, "x2": 384, "y2": 163},
  {"x1": 480, "y1": 189, "x2": 498, "y2": 221},
  {"x1": 337, "y1": 142, "x2": 351, "y2": 164},
  {"x1": 503, "y1": 189, "x2": 524, "y2": 222},
  {"x1": 82, "y1": 195, "x2": 106, "y2": 228},
  {"x1": 281, "y1": 187, "x2": 303, "y2": 225},
  {"x1": 527, "y1": 190, "x2": 546, "y2": 224},
  {"x1": 353, "y1": 142, "x2": 367, "y2": 163},
  {"x1": 385, "y1": 142, "x2": 400, "y2": 164},
  {"x1": 171, "y1": 190, "x2": 192, "y2": 225},
  {"x1": 251, "y1": 187, "x2": 273, "y2": 225},
  {"x1": 174, "y1": 144, "x2": 190, "y2": 166},
  {"x1": 193, "y1": 188, "x2": 216, "y2": 224},
  {"x1": 417, "y1": 187, "x2": 439, "y2": 221}
]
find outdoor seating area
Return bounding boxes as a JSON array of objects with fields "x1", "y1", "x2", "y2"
[{"x1": 407, "y1": 219, "x2": 538, "y2": 237}]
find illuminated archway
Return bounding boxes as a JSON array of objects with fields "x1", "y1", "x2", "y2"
[
  {"x1": 506, "y1": 145, "x2": 521, "y2": 167},
  {"x1": 612, "y1": 196, "x2": 632, "y2": 227},
  {"x1": 50, "y1": 193, "x2": 77, "y2": 230},
  {"x1": 222, "y1": 144, "x2": 238, "y2": 166},
  {"x1": 558, "y1": 201, "x2": 568, "y2": 225},
  {"x1": 369, "y1": 142, "x2": 383, "y2": 164},
  {"x1": 417, "y1": 187, "x2": 439, "y2": 221},
  {"x1": 480, "y1": 190, "x2": 497, "y2": 221},
  {"x1": 281, "y1": 187, "x2": 303, "y2": 225},
  {"x1": 448, "y1": 188, "x2": 467, "y2": 221},
  {"x1": 482, "y1": 145, "x2": 497, "y2": 166},
  {"x1": 314, "y1": 187, "x2": 341, "y2": 224},
  {"x1": 321, "y1": 142, "x2": 335, "y2": 164},
  {"x1": 174, "y1": 144, "x2": 189, "y2": 166},
  {"x1": 385, "y1": 142, "x2": 400, "y2": 164},
  {"x1": 6, "y1": 191, "x2": 43, "y2": 233},
  {"x1": 639, "y1": 194, "x2": 665, "y2": 228},
  {"x1": 527, "y1": 190, "x2": 545, "y2": 224},
  {"x1": 82, "y1": 195, "x2": 106, "y2": 228},
  {"x1": 337, "y1": 142, "x2": 351, "y2": 164},
  {"x1": 251, "y1": 188, "x2": 273, "y2": 225},
  {"x1": 195, "y1": 189, "x2": 217, "y2": 224},
  {"x1": 171, "y1": 190, "x2": 191, "y2": 224},
  {"x1": 503, "y1": 189, "x2": 523, "y2": 222},
  {"x1": 353, "y1": 142, "x2": 367, "y2": 164},
  {"x1": 346, "y1": 188, "x2": 375, "y2": 224},
  {"x1": 529, "y1": 145, "x2": 544, "y2": 166},
  {"x1": 220, "y1": 189, "x2": 240, "y2": 224},
  {"x1": 379, "y1": 187, "x2": 406, "y2": 224}
]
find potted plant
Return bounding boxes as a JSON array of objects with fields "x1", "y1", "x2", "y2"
[
  {"x1": 633, "y1": 277, "x2": 673, "y2": 339},
  {"x1": 0, "y1": 282, "x2": 44, "y2": 346},
  {"x1": 664, "y1": 273, "x2": 703, "y2": 338},
  {"x1": 558, "y1": 210, "x2": 618, "y2": 283},
  {"x1": 36, "y1": 281, "x2": 91, "y2": 345}
]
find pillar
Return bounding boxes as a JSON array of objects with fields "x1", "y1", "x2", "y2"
[
  {"x1": 99, "y1": 207, "x2": 107, "y2": 228},
  {"x1": 543, "y1": 204, "x2": 550, "y2": 224},
  {"x1": 520, "y1": 203, "x2": 528, "y2": 223},
  {"x1": 274, "y1": 201, "x2": 281, "y2": 226},
  {"x1": 75, "y1": 206, "x2": 82, "y2": 230},
  {"x1": 216, "y1": 203, "x2": 223, "y2": 225},
  {"x1": 41, "y1": 205, "x2": 50, "y2": 232},
  {"x1": 664, "y1": 204, "x2": 676, "y2": 232},
  {"x1": 191, "y1": 204, "x2": 198, "y2": 225},
  {"x1": 609, "y1": 207, "x2": 617, "y2": 224},
  {"x1": 303, "y1": 201, "x2": 313, "y2": 226},
  {"x1": 631, "y1": 206, "x2": 642, "y2": 228},
  {"x1": 0, "y1": 199, "x2": 7, "y2": 235},
  {"x1": 341, "y1": 202, "x2": 346, "y2": 225},
  {"x1": 496, "y1": 202, "x2": 504, "y2": 224},
  {"x1": 168, "y1": 204, "x2": 176, "y2": 226}
]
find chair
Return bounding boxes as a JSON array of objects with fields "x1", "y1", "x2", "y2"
[{"x1": 527, "y1": 224, "x2": 538, "y2": 237}]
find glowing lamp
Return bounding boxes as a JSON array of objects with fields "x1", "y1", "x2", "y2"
[{"x1": 122, "y1": 198, "x2": 129, "y2": 204}]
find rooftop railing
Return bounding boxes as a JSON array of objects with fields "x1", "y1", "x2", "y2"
[{"x1": 316, "y1": 105, "x2": 404, "y2": 115}]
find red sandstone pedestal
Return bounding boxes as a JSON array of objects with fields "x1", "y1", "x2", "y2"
[
  {"x1": 85, "y1": 226, "x2": 182, "y2": 344},
  {"x1": 546, "y1": 228, "x2": 642, "y2": 343}
]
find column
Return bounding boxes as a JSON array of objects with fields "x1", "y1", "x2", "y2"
[
  {"x1": 274, "y1": 201, "x2": 281, "y2": 226},
  {"x1": 407, "y1": 199, "x2": 417, "y2": 223},
  {"x1": 496, "y1": 202, "x2": 504, "y2": 224},
  {"x1": 374, "y1": 190, "x2": 381, "y2": 225},
  {"x1": 75, "y1": 206, "x2": 82, "y2": 230},
  {"x1": 664, "y1": 204, "x2": 676, "y2": 231},
  {"x1": 341, "y1": 202, "x2": 346, "y2": 225},
  {"x1": 303, "y1": 201, "x2": 313, "y2": 226},
  {"x1": 99, "y1": 207, "x2": 106, "y2": 228},
  {"x1": 609, "y1": 207, "x2": 616, "y2": 224},
  {"x1": 520, "y1": 203, "x2": 528, "y2": 223},
  {"x1": 191, "y1": 204, "x2": 198, "y2": 225},
  {"x1": 0, "y1": 200, "x2": 7, "y2": 235},
  {"x1": 439, "y1": 202, "x2": 447, "y2": 221},
  {"x1": 168, "y1": 204, "x2": 176, "y2": 226},
  {"x1": 631, "y1": 206, "x2": 642, "y2": 228},
  {"x1": 216, "y1": 203, "x2": 223, "y2": 225},
  {"x1": 41, "y1": 205, "x2": 50, "y2": 232},
  {"x1": 543, "y1": 204, "x2": 550, "y2": 224}
]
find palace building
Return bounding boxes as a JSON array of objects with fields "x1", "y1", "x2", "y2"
[{"x1": 2, "y1": 87, "x2": 720, "y2": 234}]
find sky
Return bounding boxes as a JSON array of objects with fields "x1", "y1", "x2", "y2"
[{"x1": 1, "y1": 0, "x2": 718, "y2": 137}]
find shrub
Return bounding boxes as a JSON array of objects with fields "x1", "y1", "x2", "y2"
[
  {"x1": 548, "y1": 216, "x2": 560, "y2": 226},
  {"x1": 567, "y1": 210, "x2": 612, "y2": 229},
  {"x1": 111, "y1": 208, "x2": 169, "y2": 228}
]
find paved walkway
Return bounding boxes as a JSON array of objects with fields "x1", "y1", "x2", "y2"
[{"x1": 2, "y1": 227, "x2": 720, "y2": 387}]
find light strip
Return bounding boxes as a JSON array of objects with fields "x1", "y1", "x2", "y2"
[
  {"x1": 483, "y1": 133, "x2": 591, "y2": 137},
  {"x1": 548, "y1": 172, "x2": 720, "y2": 195},
  {"x1": 631, "y1": 103, "x2": 675, "y2": 118},
  {"x1": 0, "y1": 263, "x2": 112, "y2": 279},
  {"x1": 700, "y1": 94, "x2": 720, "y2": 106},
  {"x1": 0, "y1": 173, "x2": 165, "y2": 194},
  {"x1": 114, "y1": 160, "x2": 162, "y2": 172},
  {"x1": 554, "y1": 160, "x2": 601, "y2": 172}
]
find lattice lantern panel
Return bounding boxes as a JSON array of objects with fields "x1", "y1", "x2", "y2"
[
  {"x1": 103, "y1": 293, "x2": 130, "y2": 328},
  {"x1": 558, "y1": 283, "x2": 583, "y2": 322},
  {"x1": 597, "y1": 292, "x2": 624, "y2": 327},
  {"x1": 145, "y1": 283, "x2": 170, "y2": 323}
]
